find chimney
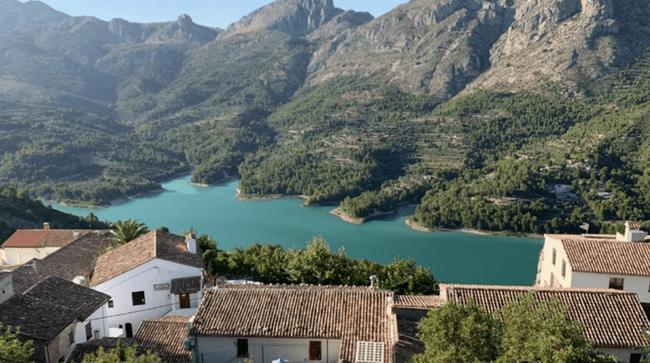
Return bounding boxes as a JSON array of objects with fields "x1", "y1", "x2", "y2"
[
  {"x1": 370, "y1": 275, "x2": 377, "y2": 289},
  {"x1": 43, "y1": 222, "x2": 50, "y2": 230},
  {"x1": 617, "y1": 221, "x2": 647, "y2": 242},
  {"x1": 185, "y1": 233, "x2": 197, "y2": 254}
]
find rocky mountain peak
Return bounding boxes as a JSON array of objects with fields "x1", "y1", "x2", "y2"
[
  {"x1": 223, "y1": 0, "x2": 343, "y2": 37},
  {"x1": 145, "y1": 12, "x2": 218, "y2": 44}
]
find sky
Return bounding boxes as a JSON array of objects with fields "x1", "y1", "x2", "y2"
[{"x1": 22, "y1": 0, "x2": 408, "y2": 29}]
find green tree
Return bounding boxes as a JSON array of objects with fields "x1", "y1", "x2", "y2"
[
  {"x1": 412, "y1": 292, "x2": 620, "y2": 363},
  {"x1": 412, "y1": 299, "x2": 501, "y2": 363},
  {"x1": 81, "y1": 339, "x2": 161, "y2": 363},
  {"x1": 110, "y1": 219, "x2": 149, "y2": 247},
  {"x1": 0, "y1": 325, "x2": 33, "y2": 363}
]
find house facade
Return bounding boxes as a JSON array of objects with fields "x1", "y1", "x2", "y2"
[
  {"x1": 90, "y1": 231, "x2": 204, "y2": 339},
  {"x1": 536, "y1": 221, "x2": 650, "y2": 302},
  {"x1": 188, "y1": 284, "x2": 394, "y2": 363}
]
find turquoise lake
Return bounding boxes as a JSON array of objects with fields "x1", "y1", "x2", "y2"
[{"x1": 47, "y1": 175, "x2": 543, "y2": 286}]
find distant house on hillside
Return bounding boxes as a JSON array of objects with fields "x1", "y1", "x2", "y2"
[
  {"x1": 0, "y1": 232, "x2": 113, "y2": 363},
  {"x1": 536, "y1": 221, "x2": 650, "y2": 303},
  {"x1": 90, "y1": 230, "x2": 204, "y2": 339},
  {"x1": 438, "y1": 284, "x2": 650, "y2": 363},
  {"x1": 0, "y1": 222, "x2": 107, "y2": 266}
]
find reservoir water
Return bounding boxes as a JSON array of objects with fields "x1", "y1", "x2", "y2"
[{"x1": 47, "y1": 175, "x2": 543, "y2": 286}]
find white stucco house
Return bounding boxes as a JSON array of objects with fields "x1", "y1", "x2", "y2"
[
  {"x1": 439, "y1": 284, "x2": 650, "y2": 363},
  {"x1": 0, "y1": 223, "x2": 104, "y2": 266},
  {"x1": 90, "y1": 230, "x2": 204, "y2": 339},
  {"x1": 536, "y1": 221, "x2": 650, "y2": 303},
  {"x1": 188, "y1": 284, "x2": 395, "y2": 363}
]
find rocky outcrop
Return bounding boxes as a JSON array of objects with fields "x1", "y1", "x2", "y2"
[
  {"x1": 222, "y1": 0, "x2": 343, "y2": 37},
  {"x1": 145, "y1": 14, "x2": 218, "y2": 44}
]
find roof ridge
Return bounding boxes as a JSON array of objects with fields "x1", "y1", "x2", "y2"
[{"x1": 441, "y1": 284, "x2": 636, "y2": 295}]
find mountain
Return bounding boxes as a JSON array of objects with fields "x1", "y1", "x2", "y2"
[{"x1": 2, "y1": 0, "x2": 650, "y2": 234}]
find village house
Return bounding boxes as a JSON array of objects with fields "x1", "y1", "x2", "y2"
[
  {"x1": 90, "y1": 230, "x2": 204, "y2": 339},
  {"x1": 438, "y1": 284, "x2": 650, "y2": 363},
  {"x1": 0, "y1": 232, "x2": 113, "y2": 363},
  {"x1": 536, "y1": 221, "x2": 650, "y2": 302},
  {"x1": 0, "y1": 222, "x2": 107, "y2": 266},
  {"x1": 188, "y1": 283, "x2": 395, "y2": 363},
  {"x1": 66, "y1": 315, "x2": 193, "y2": 363}
]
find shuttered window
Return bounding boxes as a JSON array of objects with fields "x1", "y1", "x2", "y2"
[{"x1": 309, "y1": 341, "x2": 322, "y2": 360}]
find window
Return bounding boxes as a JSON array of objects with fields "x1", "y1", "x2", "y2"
[
  {"x1": 108, "y1": 300, "x2": 114, "y2": 308},
  {"x1": 85, "y1": 322, "x2": 92, "y2": 341},
  {"x1": 309, "y1": 341, "x2": 322, "y2": 360},
  {"x1": 552, "y1": 248, "x2": 556, "y2": 265},
  {"x1": 68, "y1": 330, "x2": 75, "y2": 345},
  {"x1": 132, "y1": 291, "x2": 145, "y2": 306},
  {"x1": 630, "y1": 353, "x2": 642, "y2": 363},
  {"x1": 609, "y1": 277, "x2": 624, "y2": 290},
  {"x1": 561, "y1": 260, "x2": 566, "y2": 278},
  {"x1": 237, "y1": 339, "x2": 249, "y2": 357}
]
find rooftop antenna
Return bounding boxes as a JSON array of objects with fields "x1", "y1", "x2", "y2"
[{"x1": 580, "y1": 223, "x2": 589, "y2": 234}]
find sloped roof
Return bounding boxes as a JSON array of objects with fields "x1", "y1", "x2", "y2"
[
  {"x1": 65, "y1": 338, "x2": 135, "y2": 363},
  {"x1": 557, "y1": 236, "x2": 650, "y2": 276},
  {"x1": 191, "y1": 284, "x2": 393, "y2": 363},
  {"x1": 0, "y1": 277, "x2": 109, "y2": 342},
  {"x1": 2, "y1": 229, "x2": 102, "y2": 248},
  {"x1": 393, "y1": 295, "x2": 445, "y2": 309},
  {"x1": 135, "y1": 316, "x2": 192, "y2": 363},
  {"x1": 10, "y1": 232, "x2": 111, "y2": 294},
  {"x1": 440, "y1": 284, "x2": 650, "y2": 348},
  {"x1": 91, "y1": 231, "x2": 203, "y2": 287},
  {"x1": 171, "y1": 276, "x2": 202, "y2": 294}
]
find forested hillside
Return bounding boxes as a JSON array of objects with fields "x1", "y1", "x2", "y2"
[{"x1": 2, "y1": 0, "x2": 650, "y2": 234}]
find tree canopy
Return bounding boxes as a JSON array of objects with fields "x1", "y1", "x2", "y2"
[
  {"x1": 412, "y1": 292, "x2": 620, "y2": 363},
  {"x1": 81, "y1": 340, "x2": 161, "y2": 363},
  {"x1": 0, "y1": 325, "x2": 34, "y2": 363},
  {"x1": 109, "y1": 219, "x2": 149, "y2": 248}
]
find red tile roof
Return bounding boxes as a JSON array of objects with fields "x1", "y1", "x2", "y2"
[
  {"x1": 440, "y1": 284, "x2": 650, "y2": 348},
  {"x1": 393, "y1": 295, "x2": 445, "y2": 309},
  {"x1": 190, "y1": 284, "x2": 394, "y2": 363},
  {"x1": 1, "y1": 229, "x2": 101, "y2": 248},
  {"x1": 91, "y1": 231, "x2": 204, "y2": 287},
  {"x1": 135, "y1": 316, "x2": 192, "y2": 363}
]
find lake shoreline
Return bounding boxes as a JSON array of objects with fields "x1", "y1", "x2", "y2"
[
  {"x1": 405, "y1": 217, "x2": 543, "y2": 239},
  {"x1": 329, "y1": 207, "x2": 396, "y2": 225}
]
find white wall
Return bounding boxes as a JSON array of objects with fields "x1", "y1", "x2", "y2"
[
  {"x1": 572, "y1": 272, "x2": 650, "y2": 303},
  {"x1": 93, "y1": 259, "x2": 202, "y2": 338},
  {"x1": 195, "y1": 337, "x2": 340, "y2": 363},
  {"x1": 2, "y1": 247, "x2": 59, "y2": 265},
  {"x1": 0, "y1": 275, "x2": 13, "y2": 304},
  {"x1": 600, "y1": 347, "x2": 644, "y2": 363},
  {"x1": 536, "y1": 236, "x2": 572, "y2": 288}
]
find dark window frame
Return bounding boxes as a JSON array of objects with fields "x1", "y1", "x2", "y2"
[
  {"x1": 561, "y1": 260, "x2": 566, "y2": 278},
  {"x1": 552, "y1": 248, "x2": 556, "y2": 265},
  {"x1": 132, "y1": 291, "x2": 145, "y2": 306},
  {"x1": 309, "y1": 341, "x2": 322, "y2": 360},
  {"x1": 108, "y1": 300, "x2": 114, "y2": 308},
  {"x1": 85, "y1": 322, "x2": 92, "y2": 341},
  {"x1": 609, "y1": 277, "x2": 624, "y2": 290},
  {"x1": 237, "y1": 338, "x2": 249, "y2": 357}
]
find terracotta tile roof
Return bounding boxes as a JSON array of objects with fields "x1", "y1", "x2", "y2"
[
  {"x1": 190, "y1": 285, "x2": 394, "y2": 363},
  {"x1": 66, "y1": 338, "x2": 134, "y2": 363},
  {"x1": 0, "y1": 277, "x2": 110, "y2": 342},
  {"x1": 439, "y1": 284, "x2": 650, "y2": 348},
  {"x1": 393, "y1": 295, "x2": 445, "y2": 309},
  {"x1": 10, "y1": 232, "x2": 112, "y2": 294},
  {"x1": 135, "y1": 316, "x2": 192, "y2": 363},
  {"x1": 171, "y1": 276, "x2": 202, "y2": 294},
  {"x1": 91, "y1": 231, "x2": 204, "y2": 287},
  {"x1": 1, "y1": 229, "x2": 103, "y2": 248},
  {"x1": 547, "y1": 233, "x2": 650, "y2": 275}
]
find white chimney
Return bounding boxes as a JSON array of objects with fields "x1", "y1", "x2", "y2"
[
  {"x1": 186, "y1": 233, "x2": 197, "y2": 254},
  {"x1": 617, "y1": 221, "x2": 647, "y2": 242},
  {"x1": 370, "y1": 275, "x2": 377, "y2": 289},
  {"x1": 43, "y1": 222, "x2": 50, "y2": 230}
]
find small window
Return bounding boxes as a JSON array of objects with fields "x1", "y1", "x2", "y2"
[
  {"x1": 309, "y1": 341, "x2": 322, "y2": 360},
  {"x1": 609, "y1": 277, "x2": 624, "y2": 290},
  {"x1": 552, "y1": 248, "x2": 556, "y2": 265},
  {"x1": 237, "y1": 339, "x2": 249, "y2": 357},
  {"x1": 630, "y1": 353, "x2": 642, "y2": 363},
  {"x1": 68, "y1": 330, "x2": 75, "y2": 345},
  {"x1": 85, "y1": 322, "x2": 92, "y2": 341},
  {"x1": 561, "y1": 260, "x2": 566, "y2": 278},
  {"x1": 108, "y1": 300, "x2": 114, "y2": 308},
  {"x1": 132, "y1": 291, "x2": 145, "y2": 306}
]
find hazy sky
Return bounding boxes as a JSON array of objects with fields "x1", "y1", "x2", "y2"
[{"x1": 23, "y1": 0, "x2": 407, "y2": 29}]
